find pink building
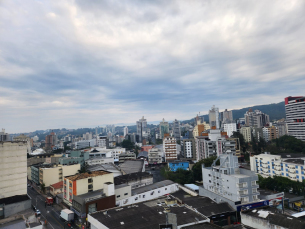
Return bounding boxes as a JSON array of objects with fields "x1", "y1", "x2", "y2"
[{"x1": 141, "y1": 145, "x2": 154, "y2": 152}]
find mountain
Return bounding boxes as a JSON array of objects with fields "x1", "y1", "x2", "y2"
[{"x1": 181, "y1": 101, "x2": 285, "y2": 124}]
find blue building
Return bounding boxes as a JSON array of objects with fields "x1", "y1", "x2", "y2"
[{"x1": 168, "y1": 160, "x2": 189, "y2": 172}]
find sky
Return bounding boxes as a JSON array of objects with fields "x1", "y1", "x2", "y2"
[{"x1": 1, "y1": 0, "x2": 305, "y2": 133}]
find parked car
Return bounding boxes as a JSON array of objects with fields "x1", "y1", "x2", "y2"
[{"x1": 35, "y1": 209, "x2": 41, "y2": 216}]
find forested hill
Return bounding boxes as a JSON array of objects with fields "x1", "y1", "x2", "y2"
[
  {"x1": 181, "y1": 101, "x2": 285, "y2": 124},
  {"x1": 231, "y1": 101, "x2": 285, "y2": 121}
]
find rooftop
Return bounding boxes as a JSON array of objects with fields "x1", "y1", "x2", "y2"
[
  {"x1": 132, "y1": 180, "x2": 175, "y2": 195},
  {"x1": 241, "y1": 207, "x2": 305, "y2": 228},
  {"x1": 281, "y1": 153, "x2": 305, "y2": 159},
  {"x1": 89, "y1": 197, "x2": 209, "y2": 229},
  {"x1": 65, "y1": 171, "x2": 110, "y2": 181},
  {"x1": 171, "y1": 190, "x2": 234, "y2": 217},
  {"x1": 119, "y1": 160, "x2": 144, "y2": 174},
  {"x1": 0, "y1": 194, "x2": 30, "y2": 205},
  {"x1": 50, "y1": 181, "x2": 63, "y2": 189},
  {"x1": 73, "y1": 189, "x2": 105, "y2": 203},
  {"x1": 137, "y1": 151, "x2": 148, "y2": 158},
  {"x1": 114, "y1": 172, "x2": 153, "y2": 185},
  {"x1": 284, "y1": 158, "x2": 305, "y2": 165}
]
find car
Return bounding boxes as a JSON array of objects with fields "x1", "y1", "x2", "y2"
[{"x1": 35, "y1": 209, "x2": 41, "y2": 216}]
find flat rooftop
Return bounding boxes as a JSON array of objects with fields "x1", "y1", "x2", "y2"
[
  {"x1": 0, "y1": 194, "x2": 30, "y2": 205},
  {"x1": 284, "y1": 158, "x2": 305, "y2": 165},
  {"x1": 65, "y1": 171, "x2": 110, "y2": 181},
  {"x1": 132, "y1": 180, "x2": 175, "y2": 195},
  {"x1": 119, "y1": 160, "x2": 144, "y2": 174},
  {"x1": 89, "y1": 197, "x2": 209, "y2": 229},
  {"x1": 241, "y1": 207, "x2": 305, "y2": 228},
  {"x1": 114, "y1": 172, "x2": 152, "y2": 185}
]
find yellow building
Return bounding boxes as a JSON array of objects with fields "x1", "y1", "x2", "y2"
[
  {"x1": 193, "y1": 121, "x2": 210, "y2": 137},
  {"x1": 63, "y1": 171, "x2": 114, "y2": 205},
  {"x1": 39, "y1": 163, "x2": 80, "y2": 187},
  {"x1": 240, "y1": 127, "x2": 252, "y2": 142}
]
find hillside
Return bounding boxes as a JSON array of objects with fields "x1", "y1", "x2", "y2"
[{"x1": 181, "y1": 101, "x2": 285, "y2": 124}]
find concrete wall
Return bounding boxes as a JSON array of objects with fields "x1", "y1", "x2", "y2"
[
  {"x1": 116, "y1": 183, "x2": 179, "y2": 207},
  {"x1": 62, "y1": 164, "x2": 80, "y2": 179},
  {"x1": 41, "y1": 166, "x2": 61, "y2": 187},
  {"x1": 76, "y1": 173, "x2": 114, "y2": 196},
  {"x1": 88, "y1": 214, "x2": 109, "y2": 229},
  {"x1": 0, "y1": 142, "x2": 27, "y2": 198},
  {"x1": 4, "y1": 199, "x2": 31, "y2": 218},
  {"x1": 115, "y1": 185, "x2": 131, "y2": 201}
]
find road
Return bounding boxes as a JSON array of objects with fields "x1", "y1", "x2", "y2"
[{"x1": 27, "y1": 186, "x2": 65, "y2": 229}]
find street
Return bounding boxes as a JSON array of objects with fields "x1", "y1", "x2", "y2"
[{"x1": 27, "y1": 186, "x2": 65, "y2": 229}]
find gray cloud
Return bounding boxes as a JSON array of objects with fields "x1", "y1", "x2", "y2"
[{"x1": 0, "y1": 0, "x2": 305, "y2": 132}]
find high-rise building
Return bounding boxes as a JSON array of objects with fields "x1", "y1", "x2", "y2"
[
  {"x1": 275, "y1": 120, "x2": 288, "y2": 138},
  {"x1": 163, "y1": 136, "x2": 177, "y2": 161},
  {"x1": 285, "y1": 96, "x2": 305, "y2": 141},
  {"x1": 0, "y1": 141, "x2": 28, "y2": 198},
  {"x1": 262, "y1": 126, "x2": 278, "y2": 142},
  {"x1": 96, "y1": 135, "x2": 109, "y2": 148},
  {"x1": 193, "y1": 121, "x2": 210, "y2": 137},
  {"x1": 182, "y1": 139, "x2": 196, "y2": 160},
  {"x1": 123, "y1": 126, "x2": 128, "y2": 137},
  {"x1": 244, "y1": 109, "x2": 269, "y2": 128},
  {"x1": 0, "y1": 129, "x2": 10, "y2": 141},
  {"x1": 222, "y1": 109, "x2": 233, "y2": 123},
  {"x1": 45, "y1": 132, "x2": 57, "y2": 150},
  {"x1": 223, "y1": 122, "x2": 237, "y2": 137},
  {"x1": 83, "y1": 132, "x2": 93, "y2": 140},
  {"x1": 209, "y1": 105, "x2": 220, "y2": 129},
  {"x1": 172, "y1": 119, "x2": 181, "y2": 141},
  {"x1": 136, "y1": 116, "x2": 147, "y2": 143},
  {"x1": 159, "y1": 118, "x2": 169, "y2": 139}
]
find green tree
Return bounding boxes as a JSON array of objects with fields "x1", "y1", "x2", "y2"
[
  {"x1": 78, "y1": 162, "x2": 89, "y2": 174},
  {"x1": 121, "y1": 139, "x2": 134, "y2": 150},
  {"x1": 232, "y1": 131, "x2": 248, "y2": 152},
  {"x1": 192, "y1": 156, "x2": 219, "y2": 181},
  {"x1": 41, "y1": 183, "x2": 46, "y2": 194}
]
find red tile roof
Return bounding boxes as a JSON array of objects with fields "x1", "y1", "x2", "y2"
[{"x1": 50, "y1": 181, "x2": 63, "y2": 189}]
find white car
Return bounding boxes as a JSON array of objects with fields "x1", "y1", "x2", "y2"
[{"x1": 35, "y1": 209, "x2": 41, "y2": 216}]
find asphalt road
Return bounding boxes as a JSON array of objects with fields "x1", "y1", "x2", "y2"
[{"x1": 27, "y1": 186, "x2": 65, "y2": 229}]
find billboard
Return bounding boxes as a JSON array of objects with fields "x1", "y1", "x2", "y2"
[{"x1": 237, "y1": 200, "x2": 269, "y2": 212}]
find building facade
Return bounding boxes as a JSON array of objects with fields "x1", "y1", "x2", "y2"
[
  {"x1": 182, "y1": 139, "x2": 196, "y2": 160},
  {"x1": 285, "y1": 96, "x2": 305, "y2": 141},
  {"x1": 172, "y1": 119, "x2": 181, "y2": 141},
  {"x1": 244, "y1": 109, "x2": 269, "y2": 128},
  {"x1": 250, "y1": 153, "x2": 305, "y2": 182},
  {"x1": 240, "y1": 126, "x2": 252, "y2": 142},
  {"x1": 148, "y1": 148, "x2": 162, "y2": 164},
  {"x1": 0, "y1": 141, "x2": 28, "y2": 198},
  {"x1": 96, "y1": 135, "x2": 109, "y2": 148},
  {"x1": 201, "y1": 152, "x2": 260, "y2": 208},
  {"x1": 209, "y1": 105, "x2": 220, "y2": 129},
  {"x1": 159, "y1": 118, "x2": 169, "y2": 140},
  {"x1": 163, "y1": 137, "x2": 177, "y2": 161},
  {"x1": 136, "y1": 116, "x2": 148, "y2": 143},
  {"x1": 224, "y1": 122, "x2": 237, "y2": 138}
]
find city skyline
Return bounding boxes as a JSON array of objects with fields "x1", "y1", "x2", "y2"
[{"x1": 1, "y1": 1, "x2": 305, "y2": 133}]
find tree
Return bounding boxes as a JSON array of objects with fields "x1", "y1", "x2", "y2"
[
  {"x1": 121, "y1": 140, "x2": 134, "y2": 150},
  {"x1": 78, "y1": 162, "x2": 89, "y2": 174},
  {"x1": 232, "y1": 131, "x2": 248, "y2": 152},
  {"x1": 192, "y1": 156, "x2": 219, "y2": 181},
  {"x1": 41, "y1": 183, "x2": 46, "y2": 194}
]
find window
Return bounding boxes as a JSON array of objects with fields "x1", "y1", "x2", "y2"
[
  {"x1": 117, "y1": 195, "x2": 120, "y2": 198},
  {"x1": 124, "y1": 193, "x2": 128, "y2": 196},
  {"x1": 88, "y1": 178, "x2": 93, "y2": 183},
  {"x1": 165, "y1": 188, "x2": 167, "y2": 190},
  {"x1": 143, "y1": 195, "x2": 145, "y2": 198}
]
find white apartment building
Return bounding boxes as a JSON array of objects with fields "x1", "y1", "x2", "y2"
[
  {"x1": 83, "y1": 132, "x2": 93, "y2": 140},
  {"x1": 200, "y1": 151, "x2": 260, "y2": 207},
  {"x1": 0, "y1": 141, "x2": 28, "y2": 198},
  {"x1": 184, "y1": 139, "x2": 195, "y2": 159},
  {"x1": 89, "y1": 147, "x2": 126, "y2": 162},
  {"x1": 163, "y1": 137, "x2": 177, "y2": 161},
  {"x1": 224, "y1": 122, "x2": 237, "y2": 138},
  {"x1": 123, "y1": 126, "x2": 128, "y2": 137},
  {"x1": 75, "y1": 139, "x2": 96, "y2": 149},
  {"x1": 250, "y1": 153, "x2": 305, "y2": 182},
  {"x1": 285, "y1": 96, "x2": 305, "y2": 141},
  {"x1": 96, "y1": 135, "x2": 108, "y2": 148}
]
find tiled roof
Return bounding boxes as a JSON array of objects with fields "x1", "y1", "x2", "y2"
[
  {"x1": 50, "y1": 181, "x2": 63, "y2": 189},
  {"x1": 65, "y1": 171, "x2": 110, "y2": 181}
]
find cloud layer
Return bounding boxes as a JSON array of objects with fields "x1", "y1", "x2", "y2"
[{"x1": 1, "y1": 0, "x2": 305, "y2": 133}]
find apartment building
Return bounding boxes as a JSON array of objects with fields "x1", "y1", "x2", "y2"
[
  {"x1": 250, "y1": 153, "x2": 305, "y2": 182},
  {"x1": 159, "y1": 118, "x2": 169, "y2": 139},
  {"x1": 200, "y1": 151, "x2": 260, "y2": 209},
  {"x1": 0, "y1": 141, "x2": 28, "y2": 198},
  {"x1": 88, "y1": 147, "x2": 126, "y2": 162},
  {"x1": 37, "y1": 163, "x2": 80, "y2": 187},
  {"x1": 223, "y1": 122, "x2": 237, "y2": 138},
  {"x1": 63, "y1": 171, "x2": 113, "y2": 206},
  {"x1": 285, "y1": 96, "x2": 305, "y2": 141},
  {"x1": 209, "y1": 105, "x2": 220, "y2": 129},
  {"x1": 262, "y1": 126, "x2": 278, "y2": 142},
  {"x1": 240, "y1": 126, "x2": 252, "y2": 142},
  {"x1": 96, "y1": 135, "x2": 109, "y2": 148},
  {"x1": 163, "y1": 136, "x2": 177, "y2": 161},
  {"x1": 0, "y1": 129, "x2": 10, "y2": 141},
  {"x1": 148, "y1": 148, "x2": 162, "y2": 164},
  {"x1": 118, "y1": 152, "x2": 136, "y2": 163},
  {"x1": 137, "y1": 116, "x2": 148, "y2": 143},
  {"x1": 244, "y1": 109, "x2": 270, "y2": 128},
  {"x1": 182, "y1": 138, "x2": 196, "y2": 160},
  {"x1": 193, "y1": 121, "x2": 210, "y2": 137},
  {"x1": 172, "y1": 119, "x2": 181, "y2": 141}
]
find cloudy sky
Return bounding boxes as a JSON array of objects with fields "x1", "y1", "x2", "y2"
[{"x1": 1, "y1": 0, "x2": 305, "y2": 133}]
